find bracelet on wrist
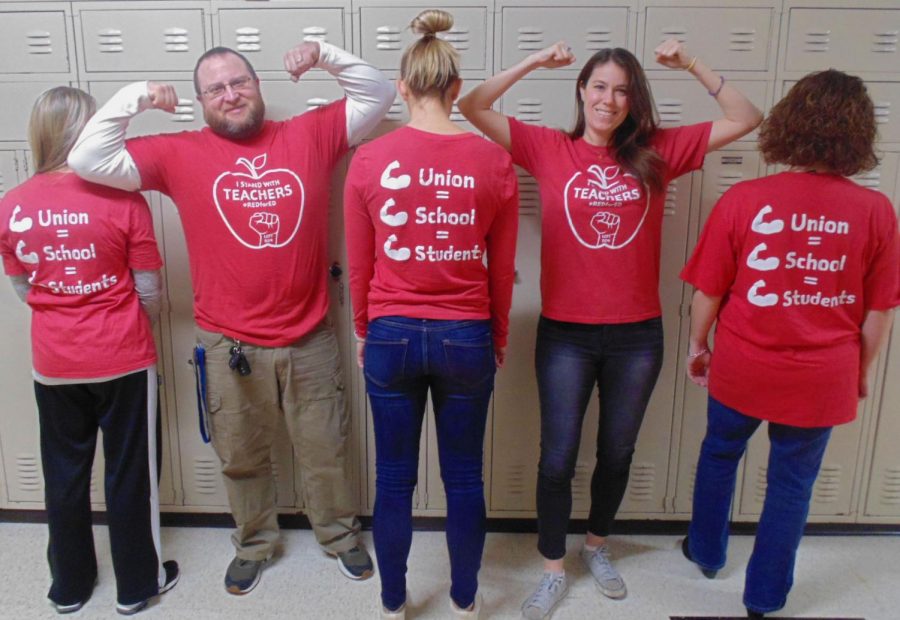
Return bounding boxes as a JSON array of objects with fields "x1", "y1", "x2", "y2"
[
  {"x1": 708, "y1": 75, "x2": 726, "y2": 97},
  {"x1": 687, "y1": 348, "x2": 710, "y2": 358},
  {"x1": 684, "y1": 56, "x2": 698, "y2": 72}
]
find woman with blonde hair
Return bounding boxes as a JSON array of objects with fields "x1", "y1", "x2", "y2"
[
  {"x1": 681, "y1": 69, "x2": 899, "y2": 619},
  {"x1": 459, "y1": 35, "x2": 762, "y2": 620},
  {"x1": 0, "y1": 86, "x2": 177, "y2": 615},
  {"x1": 344, "y1": 9, "x2": 518, "y2": 619}
]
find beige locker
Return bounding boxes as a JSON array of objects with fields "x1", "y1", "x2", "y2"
[
  {"x1": 651, "y1": 79, "x2": 769, "y2": 141},
  {"x1": 642, "y1": 6, "x2": 775, "y2": 72},
  {"x1": 0, "y1": 150, "x2": 25, "y2": 198},
  {"x1": 214, "y1": 6, "x2": 347, "y2": 71},
  {"x1": 0, "y1": 82, "x2": 68, "y2": 143},
  {"x1": 500, "y1": 79, "x2": 575, "y2": 131},
  {"x1": 368, "y1": 80, "x2": 484, "y2": 138},
  {"x1": 76, "y1": 3, "x2": 209, "y2": 75},
  {"x1": 88, "y1": 81, "x2": 206, "y2": 134},
  {"x1": 852, "y1": 152, "x2": 899, "y2": 200},
  {"x1": 0, "y1": 4, "x2": 71, "y2": 75},
  {"x1": 864, "y1": 311, "x2": 900, "y2": 517},
  {"x1": 358, "y1": 5, "x2": 488, "y2": 73},
  {"x1": 499, "y1": 6, "x2": 630, "y2": 71},
  {"x1": 784, "y1": 8, "x2": 900, "y2": 74},
  {"x1": 260, "y1": 80, "x2": 346, "y2": 120}
]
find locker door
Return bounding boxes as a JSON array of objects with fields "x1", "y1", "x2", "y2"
[
  {"x1": 500, "y1": 7, "x2": 630, "y2": 71},
  {"x1": 88, "y1": 81, "x2": 205, "y2": 135},
  {"x1": 500, "y1": 79, "x2": 576, "y2": 131},
  {"x1": 642, "y1": 7, "x2": 774, "y2": 71},
  {"x1": 784, "y1": 9, "x2": 900, "y2": 74},
  {"x1": 78, "y1": 7, "x2": 207, "y2": 74},
  {"x1": 0, "y1": 82, "x2": 68, "y2": 143},
  {"x1": 673, "y1": 151, "x2": 762, "y2": 514},
  {"x1": 0, "y1": 151, "x2": 23, "y2": 199},
  {"x1": 0, "y1": 8, "x2": 71, "y2": 74},
  {"x1": 865, "y1": 317, "x2": 900, "y2": 516},
  {"x1": 852, "y1": 152, "x2": 899, "y2": 201},
  {"x1": 216, "y1": 7, "x2": 346, "y2": 71},
  {"x1": 359, "y1": 6, "x2": 487, "y2": 73},
  {"x1": 260, "y1": 80, "x2": 347, "y2": 121},
  {"x1": 369, "y1": 80, "x2": 485, "y2": 138},
  {"x1": 651, "y1": 79, "x2": 769, "y2": 142}
]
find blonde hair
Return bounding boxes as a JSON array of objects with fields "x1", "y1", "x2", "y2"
[
  {"x1": 29, "y1": 86, "x2": 96, "y2": 174},
  {"x1": 400, "y1": 9, "x2": 460, "y2": 100}
]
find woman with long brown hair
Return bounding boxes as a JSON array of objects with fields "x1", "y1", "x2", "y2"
[{"x1": 459, "y1": 40, "x2": 762, "y2": 618}]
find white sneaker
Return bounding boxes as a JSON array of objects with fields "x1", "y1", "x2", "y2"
[
  {"x1": 380, "y1": 590, "x2": 410, "y2": 619},
  {"x1": 580, "y1": 545, "x2": 626, "y2": 599},
  {"x1": 450, "y1": 591, "x2": 482, "y2": 618},
  {"x1": 521, "y1": 572, "x2": 568, "y2": 620}
]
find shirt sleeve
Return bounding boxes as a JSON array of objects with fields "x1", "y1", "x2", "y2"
[
  {"x1": 486, "y1": 154, "x2": 520, "y2": 350},
  {"x1": 509, "y1": 117, "x2": 565, "y2": 175},
  {"x1": 126, "y1": 134, "x2": 177, "y2": 194},
  {"x1": 653, "y1": 122, "x2": 713, "y2": 181},
  {"x1": 343, "y1": 148, "x2": 376, "y2": 339},
  {"x1": 126, "y1": 195, "x2": 164, "y2": 271},
  {"x1": 0, "y1": 199, "x2": 27, "y2": 277},
  {"x1": 863, "y1": 198, "x2": 900, "y2": 310},
  {"x1": 681, "y1": 186, "x2": 741, "y2": 296}
]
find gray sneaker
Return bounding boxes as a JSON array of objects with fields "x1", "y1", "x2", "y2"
[
  {"x1": 334, "y1": 545, "x2": 374, "y2": 580},
  {"x1": 580, "y1": 544, "x2": 626, "y2": 599},
  {"x1": 225, "y1": 556, "x2": 265, "y2": 595},
  {"x1": 521, "y1": 572, "x2": 568, "y2": 620}
]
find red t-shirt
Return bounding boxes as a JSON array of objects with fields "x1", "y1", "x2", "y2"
[
  {"x1": 0, "y1": 173, "x2": 161, "y2": 378},
  {"x1": 509, "y1": 118, "x2": 711, "y2": 323},
  {"x1": 681, "y1": 171, "x2": 900, "y2": 427},
  {"x1": 344, "y1": 126, "x2": 519, "y2": 348},
  {"x1": 127, "y1": 101, "x2": 348, "y2": 346}
]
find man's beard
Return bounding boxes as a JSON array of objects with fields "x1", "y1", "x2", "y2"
[{"x1": 206, "y1": 98, "x2": 266, "y2": 140}]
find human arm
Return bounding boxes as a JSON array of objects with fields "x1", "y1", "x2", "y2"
[
  {"x1": 654, "y1": 39, "x2": 763, "y2": 153},
  {"x1": 486, "y1": 162, "x2": 519, "y2": 367},
  {"x1": 858, "y1": 309, "x2": 895, "y2": 398},
  {"x1": 8, "y1": 274, "x2": 30, "y2": 303},
  {"x1": 343, "y1": 152, "x2": 376, "y2": 362},
  {"x1": 67, "y1": 82, "x2": 178, "y2": 191},
  {"x1": 458, "y1": 41, "x2": 575, "y2": 151},
  {"x1": 284, "y1": 41, "x2": 395, "y2": 146},
  {"x1": 133, "y1": 269, "x2": 162, "y2": 323},
  {"x1": 686, "y1": 288, "x2": 723, "y2": 388}
]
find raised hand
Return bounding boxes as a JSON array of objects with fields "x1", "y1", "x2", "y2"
[
  {"x1": 654, "y1": 38, "x2": 693, "y2": 70},
  {"x1": 283, "y1": 41, "x2": 321, "y2": 82},
  {"x1": 529, "y1": 41, "x2": 577, "y2": 70},
  {"x1": 147, "y1": 82, "x2": 178, "y2": 113}
]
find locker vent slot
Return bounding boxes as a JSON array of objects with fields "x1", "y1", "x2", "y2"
[
  {"x1": 306, "y1": 97, "x2": 330, "y2": 112},
  {"x1": 164, "y1": 27, "x2": 189, "y2": 53},
  {"x1": 659, "y1": 28, "x2": 687, "y2": 43},
  {"x1": 627, "y1": 462, "x2": 656, "y2": 502},
  {"x1": 729, "y1": 29, "x2": 757, "y2": 52},
  {"x1": 302, "y1": 26, "x2": 328, "y2": 44},
  {"x1": 874, "y1": 101, "x2": 891, "y2": 125},
  {"x1": 854, "y1": 170, "x2": 882, "y2": 190},
  {"x1": 720, "y1": 155, "x2": 745, "y2": 165},
  {"x1": 26, "y1": 30, "x2": 53, "y2": 55},
  {"x1": 235, "y1": 26, "x2": 261, "y2": 52},
  {"x1": 194, "y1": 457, "x2": 220, "y2": 494},
  {"x1": 586, "y1": 28, "x2": 613, "y2": 50},
  {"x1": 572, "y1": 462, "x2": 590, "y2": 502},
  {"x1": 450, "y1": 102, "x2": 465, "y2": 123},
  {"x1": 386, "y1": 98, "x2": 403, "y2": 121},
  {"x1": 514, "y1": 98, "x2": 542, "y2": 123},
  {"x1": 172, "y1": 98, "x2": 195, "y2": 123},
  {"x1": 516, "y1": 27, "x2": 544, "y2": 51},
  {"x1": 16, "y1": 454, "x2": 42, "y2": 492},
  {"x1": 812, "y1": 464, "x2": 841, "y2": 504},
  {"x1": 657, "y1": 99, "x2": 682, "y2": 124},
  {"x1": 664, "y1": 181, "x2": 678, "y2": 216},
  {"x1": 517, "y1": 169, "x2": 540, "y2": 216},
  {"x1": 879, "y1": 467, "x2": 900, "y2": 505},
  {"x1": 0, "y1": 170, "x2": 7, "y2": 196},
  {"x1": 754, "y1": 465, "x2": 767, "y2": 503},
  {"x1": 802, "y1": 30, "x2": 830, "y2": 53},
  {"x1": 716, "y1": 172, "x2": 745, "y2": 197},
  {"x1": 872, "y1": 31, "x2": 899, "y2": 54},
  {"x1": 98, "y1": 28, "x2": 124, "y2": 54},
  {"x1": 441, "y1": 27, "x2": 470, "y2": 51},
  {"x1": 375, "y1": 26, "x2": 402, "y2": 51}
]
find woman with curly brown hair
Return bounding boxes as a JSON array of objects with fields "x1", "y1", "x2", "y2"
[{"x1": 680, "y1": 69, "x2": 899, "y2": 619}]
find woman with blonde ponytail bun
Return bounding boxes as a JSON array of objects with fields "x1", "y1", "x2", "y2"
[{"x1": 345, "y1": 9, "x2": 519, "y2": 620}]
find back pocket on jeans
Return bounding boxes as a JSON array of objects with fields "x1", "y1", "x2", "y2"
[
  {"x1": 364, "y1": 339, "x2": 409, "y2": 388},
  {"x1": 443, "y1": 336, "x2": 494, "y2": 388}
]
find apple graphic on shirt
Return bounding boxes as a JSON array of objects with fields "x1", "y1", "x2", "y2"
[
  {"x1": 563, "y1": 165, "x2": 648, "y2": 250},
  {"x1": 213, "y1": 154, "x2": 305, "y2": 249}
]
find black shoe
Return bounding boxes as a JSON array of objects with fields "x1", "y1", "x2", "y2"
[
  {"x1": 747, "y1": 609, "x2": 765, "y2": 619},
  {"x1": 225, "y1": 556, "x2": 265, "y2": 595},
  {"x1": 681, "y1": 537, "x2": 717, "y2": 579},
  {"x1": 116, "y1": 560, "x2": 179, "y2": 615}
]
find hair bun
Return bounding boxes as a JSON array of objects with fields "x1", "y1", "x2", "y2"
[{"x1": 410, "y1": 9, "x2": 453, "y2": 38}]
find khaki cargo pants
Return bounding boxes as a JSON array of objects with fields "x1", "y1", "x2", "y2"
[{"x1": 197, "y1": 324, "x2": 360, "y2": 561}]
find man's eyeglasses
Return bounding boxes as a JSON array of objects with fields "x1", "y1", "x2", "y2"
[{"x1": 201, "y1": 76, "x2": 255, "y2": 100}]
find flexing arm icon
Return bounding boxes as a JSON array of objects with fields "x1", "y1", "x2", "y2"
[
  {"x1": 591, "y1": 211, "x2": 620, "y2": 246},
  {"x1": 249, "y1": 212, "x2": 280, "y2": 246}
]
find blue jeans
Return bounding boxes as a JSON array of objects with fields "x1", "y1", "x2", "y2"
[
  {"x1": 687, "y1": 396, "x2": 832, "y2": 614},
  {"x1": 365, "y1": 317, "x2": 495, "y2": 611},
  {"x1": 534, "y1": 316, "x2": 664, "y2": 560}
]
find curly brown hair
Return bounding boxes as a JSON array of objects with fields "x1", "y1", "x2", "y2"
[{"x1": 758, "y1": 69, "x2": 877, "y2": 176}]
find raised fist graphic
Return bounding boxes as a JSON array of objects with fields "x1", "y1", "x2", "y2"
[
  {"x1": 249, "y1": 212, "x2": 280, "y2": 246},
  {"x1": 590, "y1": 211, "x2": 620, "y2": 246}
]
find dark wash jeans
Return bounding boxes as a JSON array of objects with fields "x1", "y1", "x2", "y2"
[
  {"x1": 535, "y1": 315, "x2": 664, "y2": 560},
  {"x1": 364, "y1": 317, "x2": 495, "y2": 611},
  {"x1": 687, "y1": 396, "x2": 832, "y2": 614}
]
